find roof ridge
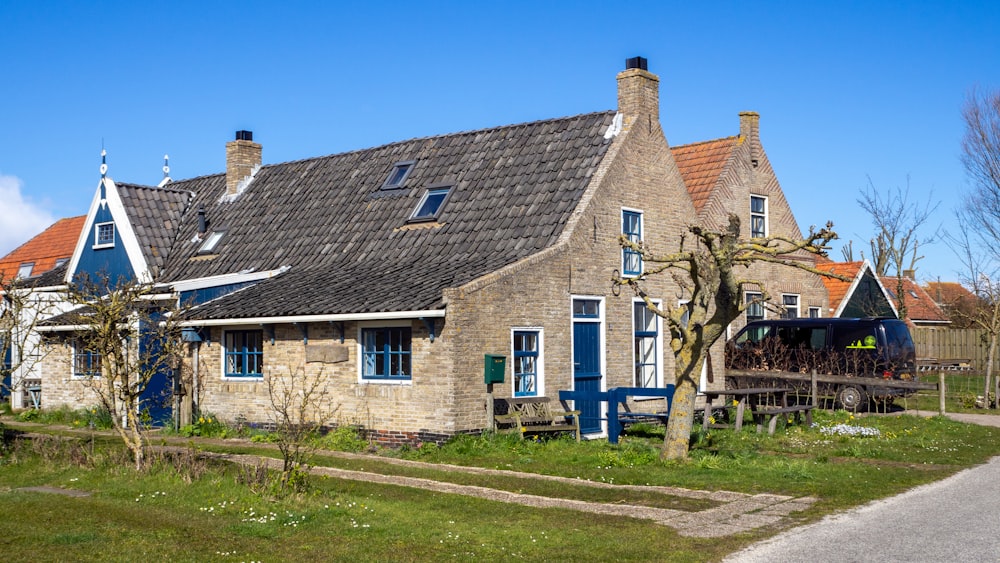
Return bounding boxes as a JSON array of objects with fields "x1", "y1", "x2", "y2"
[{"x1": 671, "y1": 135, "x2": 739, "y2": 151}]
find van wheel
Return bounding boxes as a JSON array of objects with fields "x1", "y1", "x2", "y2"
[{"x1": 836, "y1": 385, "x2": 868, "y2": 412}]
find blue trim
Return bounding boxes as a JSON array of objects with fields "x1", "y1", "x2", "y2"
[
  {"x1": 361, "y1": 327, "x2": 412, "y2": 380},
  {"x1": 224, "y1": 330, "x2": 264, "y2": 378},
  {"x1": 179, "y1": 281, "x2": 258, "y2": 306},
  {"x1": 513, "y1": 330, "x2": 539, "y2": 397}
]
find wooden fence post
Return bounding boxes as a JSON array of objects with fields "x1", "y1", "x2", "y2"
[
  {"x1": 811, "y1": 370, "x2": 818, "y2": 407},
  {"x1": 939, "y1": 372, "x2": 946, "y2": 415}
]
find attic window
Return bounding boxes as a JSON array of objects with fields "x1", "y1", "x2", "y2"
[
  {"x1": 54, "y1": 258, "x2": 68, "y2": 268},
  {"x1": 381, "y1": 160, "x2": 415, "y2": 190},
  {"x1": 94, "y1": 222, "x2": 115, "y2": 248},
  {"x1": 198, "y1": 230, "x2": 227, "y2": 255},
  {"x1": 409, "y1": 185, "x2": 453, "y2": 222},
  {"x1": 17, "y1": 262, "x2": 34, "y2": 278}
]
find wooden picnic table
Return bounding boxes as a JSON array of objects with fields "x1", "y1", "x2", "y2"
[{"x1": 701, "y1": 387, "x2": 793, "y2": 432}]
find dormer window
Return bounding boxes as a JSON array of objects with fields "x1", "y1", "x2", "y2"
[
  {"x1": 198, "y1": 230, "x2": 227, "y2": 255},
  {"x1": 409, "y1": 185, "x2": 453, "y2": 222},
  {"x1": 94, "y1": 222, "x2": 115, "y2": 248},
  {"x1": 17, "y1": 262, "x2": 34, "y2": 278},
  {"x1": 381, "y1": 160, "x2": 415, "y2": 190}
]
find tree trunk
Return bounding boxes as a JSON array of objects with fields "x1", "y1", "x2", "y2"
[
  {"x1": 662, "y1": 356, "x2": 702, "y2": 460},
  {"x1": 987, "y1": 332, "x2": 998, "y2": 409}
]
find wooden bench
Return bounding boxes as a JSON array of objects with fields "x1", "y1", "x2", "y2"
[
  {"x1": 559, "y1": 386, "x2": 674, "y2": 444},
  {"x1": 752, "y1": 405, "x2": 815, "y2": 435},
  {"x1": 493, "y1": 397, "x2": 580, "y2": 441}
]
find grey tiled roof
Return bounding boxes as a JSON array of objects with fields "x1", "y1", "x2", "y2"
[
  {"x1": 116, "y1": 183, "x2": 194, "y2": 276},
  {"x1": 147, "y1": 111, "x2": 616, "y2": 319}
]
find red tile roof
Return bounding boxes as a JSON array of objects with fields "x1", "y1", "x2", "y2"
[
  {"x1": 881, "y1": 275, "x2": 948, "y2": 323},
  {"x1": 671, "y1": 137, "x2": 738, "y2": 213},
  {"x1": 0, "y1": 216, "x2": 85, "y2": 280},
  {"x1": 818, "y1": 261, "x2": 865, "y2": 313},
  {"x1": 924, "y1": 281, "x2": 976, "y2": 307}
]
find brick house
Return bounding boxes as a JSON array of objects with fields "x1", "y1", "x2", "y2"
[{"x1": 31, "y1": 58, "x2": 827, "y2": 442}]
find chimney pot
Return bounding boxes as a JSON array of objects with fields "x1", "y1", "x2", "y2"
[
  {"x1": 625, "y1": 56, "x2": 648, "y2": 71},
  {"x1": 197, "y1": 204, "x2": 207, "y2": 234}
]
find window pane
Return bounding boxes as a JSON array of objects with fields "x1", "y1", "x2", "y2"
[
  {"x1": 751, "y1": 196, "x2": 765, "y2": 213},
  {"x1": 413, "y1": 188, "x2": 450, "y2": 220}
]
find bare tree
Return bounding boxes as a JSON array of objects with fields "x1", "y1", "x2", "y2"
[
  {"x1": 951, "y1": 87, "x2": 1000, "y2": 407},
  {"x1": 63, "y1": 276, "x2": 186, "y2": 470},
  {"x1": 1, "y1": 275, "x2": 59, "y2": 407},
  {"x1": 615, "y1": 214, "x2": 841, "y2": 460},
  {"x1": 266, "y1": 365, "x2": 337, "y2": 492},
  {"x1": 857, "y1": 176, "x2": 938, "y2": 319}
]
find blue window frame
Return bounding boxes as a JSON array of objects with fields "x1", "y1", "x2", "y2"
[
  {"x1": 225, "y1": 330, "x2": 264, "y2": 377},
  {"x1": 362, "y1": 327, "x2": 412, "y2": 380},
  {"x1": 73, "y1": 341, "x2": 102, "y2": 378},
  {"x1": 622, "y1": 210, "x2": 642, "y2": 277},
  {"x1": 633, "y1": 302, "x2": 658, "y2": 388},
  {"x1": 513, "y1": 330, "x2": 540, "y2": 397},
  {"x1": 95, "y1": 222, "x2": 115, "y2": 247}
]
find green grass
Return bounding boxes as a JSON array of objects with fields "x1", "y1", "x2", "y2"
[{"x1": 3, "y1": 408, "x2": 1000, "y2": 561}]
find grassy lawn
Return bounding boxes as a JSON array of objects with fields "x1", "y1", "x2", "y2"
[{"x1": 3, "y1": 408, "x2": 1000, "y2": 562}]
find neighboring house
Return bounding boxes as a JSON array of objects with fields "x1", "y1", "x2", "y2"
[
  {"x1": 925, "y1": 281, "x2": 979, "y2": 327},
  {"x1": 1, "y1": 216, "x2": 85, "y2": 405},
  {"x1": 672, "y1": 113, "x2": 829, "y2": 388},
  {"x1": 818, "y1": 259, "x2": 897, "y2": 319},
  {"x1": 881, "y1": 275, "x2": 949, "y2": 327},
  {"x1": 30, "y1": 58, "x2": 828, "y2": 443},
  {"x1": 0, "y1": 216, "x2": 86, "y2": 280}
]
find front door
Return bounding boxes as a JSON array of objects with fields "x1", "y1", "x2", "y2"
[{"x1": 573, "y1": 299, "x2": 603, "y2": 434}]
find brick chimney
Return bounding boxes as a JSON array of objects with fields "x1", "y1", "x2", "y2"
[
  {"x1": 226, "y1": 130, "x2": 262, "y2": 196},
  {"x1": 739, "y1": 111, "x2": 761, "y2": 167},
  {"x1": 617, "y1": 56, "x2": 659, "y2": 122}
]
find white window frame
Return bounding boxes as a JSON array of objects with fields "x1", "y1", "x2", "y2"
[
  {"x1": 511, "y1": 327, "x2": 544, "y2": 398},
  {"x1": 678, "y1": 299, "x2": 710, "y2": 392},
  {"x1": 809, "y1": 306, "x2": 822, "y2": 318},
  {"x1": 94, "y1": 221, "x2": 116, "y2": 249},
  {"x1": 71, "y1": 339, "x2": 101, "y2": 379},
  {"x1": 221, "y1": 328, "x2": 265, "y2": 380},
  {"x1": 632, "y1": 299, "x2": 662, "y2": 388},
  {"x1": 198, "y1": 230, "x2": 227, "y2": 255},
  {"x1": 16, "y1": 262, "x2": 34, "y2": 278},
  {"x1": 781, "y1": 294, "x2": 800, "y2": 319},
  {"x1": 357, "y1": 321, "x2": 414, "y2": 385},
  {"x1": 750, "y1": 195, "x2": 768, "y2": 238}
]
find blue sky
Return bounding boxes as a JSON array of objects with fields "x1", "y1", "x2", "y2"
[{"x1": 2, "y1": 1, "x2": 997, "y2": 282}]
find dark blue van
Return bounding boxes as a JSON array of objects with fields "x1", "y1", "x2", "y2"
[{"x1": 727, "y1": 318, "x2": 918, "y2": 411}]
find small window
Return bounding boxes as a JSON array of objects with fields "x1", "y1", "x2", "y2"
[
  {"x1": 750, "y1": 195, "x2": 768, "y2": 238},
  {"x1": 362, "y1": 326, "x2": 412, "y2": 380},
  {"x1": 809, "y1": 306, "x2": 822, "y2": 318},
  {"x1": 54, "y1": 258, "x2": 68, "y2": 268},
  {"x1": 95, "y1": 222, "x2": 115, "y2": 247},
  {"x1": 198, "y1": 230, "x2": 227, "y2": 255},
  {"x1": 73, "y1": 341, "x2": 102, "y2": 378},
  {"x1": 409, "y1": 186, "x2": 453, "y2": 222},
  {"x1": 622, "y1": 210, "x2": 643, "y2": 277},
  {"x1": 17, "y1": 262, "x2": 34, "y2": 278},
  {"x1": 381, "y1": 160, "x2": 415, "y2": 190},
  {"x1": 224, "y1": 330, "x2": 264, "y2": 378},
  {"x1": 513, "y1": 330, "x2": 542, "y2": 397},
  {"x1": 781, "y1": 294, "x2": 800, "y2": 319},
  {"x1": 745, "y1": 291, "x2": 764, "y2": 322}
]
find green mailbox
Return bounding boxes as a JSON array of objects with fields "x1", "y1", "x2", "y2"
[{"x1": 484, "y1": 354, "x2": 506, "y2": 385}]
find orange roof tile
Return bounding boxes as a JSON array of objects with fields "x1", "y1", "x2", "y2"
[
  {"x1": 671, "y1": 137, "x2": 738, "y2": 213},
  {"x1": 924, "y1": 281, "x2": 976, "y2": 307},
  {"x1": 882, "y1": 276, "x2": 948, "y2": 323},
  {"x1": 0, "y1": 216, "x2": 86, "y2": 280},
  {"x1": 819, "y1": 261, "x2": 865, "y2": 313}
]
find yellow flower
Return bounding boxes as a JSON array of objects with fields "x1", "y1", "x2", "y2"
[
  {"x1": 732, "y1": 399, "x2": 739, "y2": 406},
  {"x1": 708, "y1": 416, "x2": 716, "y2": 425},
  {"x1": 198, "y1": 417, "x2": 205, "y2": 424}
]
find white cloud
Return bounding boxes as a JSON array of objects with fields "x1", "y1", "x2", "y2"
[{"x1": 0, "y1": 174, "x2": 55, "y2": 257}]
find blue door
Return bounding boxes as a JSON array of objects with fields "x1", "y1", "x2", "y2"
[
  {"x1": 139, "y1": 320, "x2": 173, "y2": 426},
  {"x1": 573, "y1": 299, "x2": 603, "y2": 434}
]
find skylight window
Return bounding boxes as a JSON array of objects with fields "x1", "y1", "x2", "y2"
[
  {"x1": 409, "y1": 185, "x2": 453, "y2": 222},
  {"x1": 17, "y1": 262, "x2": 34, "y2": 278},
  {"x1": 198, "y1": 230, "x2": 227, "y2": 255},
  {"x1": 381, "y1": 160, "x2": 415, "y2": 190}
]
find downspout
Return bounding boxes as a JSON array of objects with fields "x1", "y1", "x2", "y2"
[{"x1": 192, "y1": 340, "x2": 200, "y2": 418}]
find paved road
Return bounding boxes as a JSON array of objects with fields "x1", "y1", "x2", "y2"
[{"x1": 727, "y1": 411, "x2": 1000, "y2": 563}]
